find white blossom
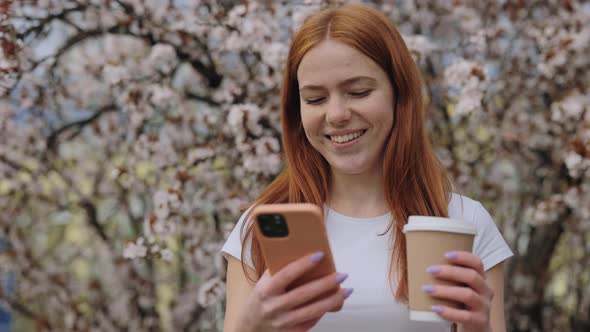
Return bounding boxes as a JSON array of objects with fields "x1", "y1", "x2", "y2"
[
  {"x1": 153, "y1": 190, "x2": 169, "y2": 208},
  {"x1": 123, "y1": 238, "x2": 148, "y2": 259},
  {"x1": 147, "y1": 84, "x2": 179, "y2": 111},
  {"x1": 2, "y1": 1, "x2": 589, "y2": 331},
  {"x1": 160, "y1": 248, "x2": 174, "y2": 262},
  {"x1": 403, "y1": 35, "x2": 439, "y2": 56},
  {"x1": 187, "y1": 147, "x2": 215, "y2": 164},
  {"x1": 197, "y1": 277, "x2": 226, "y2": 307},
  {"x1": 146, "y1": 43, "x2": 178, "y2": 74},
  {"x1": 103, "y1": 65, "x2": 131, "y2": 86},
  {"x1": 551, "y1": 91, "x2": 590, "y2": 123},
  {"x1": 564, "y1": 151, "x2": 589, "y2": 179}
]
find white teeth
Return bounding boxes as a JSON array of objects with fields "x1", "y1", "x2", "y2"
[{"x1": 329, "y1": 130, "x2": 365, "y2": 143}]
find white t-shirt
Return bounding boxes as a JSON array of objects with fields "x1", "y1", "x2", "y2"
[{"x1": 220, "y1": 193, "x2": 514, "y2": 332}]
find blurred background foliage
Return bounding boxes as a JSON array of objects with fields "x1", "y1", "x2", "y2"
[{"x1": 0, "y1": 0, "x2": 589, "y2": 331}]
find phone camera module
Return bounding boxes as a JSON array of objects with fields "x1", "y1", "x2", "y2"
[{"x1": 257, "y1": 214, "x2": 289, "y2": 238}]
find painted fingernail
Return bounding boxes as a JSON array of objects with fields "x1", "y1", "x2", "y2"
[
  {"x1": 310, "y1": 252, "x2": 324, "y2": 263},
  {"x1": 343, "y1": 288, "x2": 354, "y2": 299},
  {"x1": 336, "y1": 272, "x2": 348, "y2": 283},
  {"x1": 445, "y1": 251, "x2": 458, "y2": 259},
  {"x1": 432, "y1": 305, "x2": 444, "y2": 314},
  {"x1": 421, "y1": 285, "x2": 435, "y2": 293},
  {"x1": 426, "y1": 266, "x2": 441, "y2": 274}
]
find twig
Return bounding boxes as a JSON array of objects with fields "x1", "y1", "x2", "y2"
[
  {"x1": 14, "y1": 4, "x2": 88, "y2": 40},
  {"x1": 79, "y1": 199, "x2": 110, "y2": 244},
  {"x1": 0, "y1": 294, "x2": 52, "y2": 331},
  {"x1": 45, "y1": 104, "x2": 116, "y2": 154}
]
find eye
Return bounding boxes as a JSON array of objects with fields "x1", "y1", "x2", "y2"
[
  {"x1": 304, "y1": 97, "x2": 326, "y2": 105},
  {"x1": 349, "y1": 89, "x2": 372, "y2": 97}
]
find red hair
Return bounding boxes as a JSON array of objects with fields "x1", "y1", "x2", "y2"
[{"x1": 240, "y1": 4, "x2": 452, "y2": 303}]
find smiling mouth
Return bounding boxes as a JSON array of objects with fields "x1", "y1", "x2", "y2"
[{"x1": 326, "y1": 130, "x2": 367, "y2": 144}]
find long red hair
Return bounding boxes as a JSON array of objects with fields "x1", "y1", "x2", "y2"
[{"x1": 239, "y1": 3, "x2": 451, "y2": 303}]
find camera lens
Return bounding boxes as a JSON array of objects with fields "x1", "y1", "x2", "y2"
[{"x1": 257, "y1": 213, "x2": 289, "y2": 238}]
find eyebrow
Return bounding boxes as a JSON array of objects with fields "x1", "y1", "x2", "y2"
[{"x1": 299, "y1": 76, "x2": 377, "y2": 92}]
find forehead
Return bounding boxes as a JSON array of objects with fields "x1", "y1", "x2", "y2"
[{"x1": 297, "y1": 40, "x2": 385, "y2": 87}]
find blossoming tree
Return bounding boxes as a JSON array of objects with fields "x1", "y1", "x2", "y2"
[{"x1": 1, "y1": 0, "x2": 589, "y2": 331}]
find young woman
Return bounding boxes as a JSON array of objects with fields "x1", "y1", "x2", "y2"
[{"x1": 221, "y1": 4, "x2": 513, "y2": 332}]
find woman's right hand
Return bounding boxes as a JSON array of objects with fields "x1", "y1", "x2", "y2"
[{"x1": 239, "y1": 251, "x2": 352, "y2": 332}]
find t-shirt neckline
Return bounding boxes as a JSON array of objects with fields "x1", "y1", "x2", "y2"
[{"x1": 323, "y1": 203, "x2": 392, "y2": 224}]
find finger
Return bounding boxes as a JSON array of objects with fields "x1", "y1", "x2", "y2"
[
  {"x1": 444, "y1": 251, "x2": 485, "y2": 275},
  {"x1": 431, "y1": 305, "x2": 489, "y2": 327},
  {"x1": 289, "y1": 317, "x2": 322, "y2": 332},
  {"x1": 426, "y1": 264, "x2": 489, "y2": 295},
  {"x1": 422, "y1": 284, "x2": 486, "y2": 310},
  {"x1": 258, "y1": 269, "x2": 271, "y2": 283},
  {"x1": 254, "y1": 269, "x2": 274, "y2": 298},
  {"x1": 264, "y1": 251, "x2": 326, "y2": 295},
  {"x1": 272, "y1": 272, "x2": 347, "y2": 311},
  {"x1": 273, "y1": 287, "x2": 350, "y2": 328}
]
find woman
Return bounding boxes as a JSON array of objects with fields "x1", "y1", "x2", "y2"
[{"x1": 221, "y1": 4, "x2": 513, "y2": 332}]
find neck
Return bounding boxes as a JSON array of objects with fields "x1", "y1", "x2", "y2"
[{"x1": 327, "y1": 167, "x2": 389, "y2": 218}]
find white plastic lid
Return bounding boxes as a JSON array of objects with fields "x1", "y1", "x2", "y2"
[
  {"x1": 409, "y1": 310, "x2": 451, "y2": 324},
  {"x1": 402, "y1": 216, "x2": 477, "y2": 235}
]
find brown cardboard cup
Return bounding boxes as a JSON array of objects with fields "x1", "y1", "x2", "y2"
[{"x1": 403, "y1": 216, "x2": 477, "y2": 323}]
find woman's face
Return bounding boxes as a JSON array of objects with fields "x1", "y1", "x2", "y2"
[{"x1": 297, "y1": 40, "x2": 394, "y2": 177}]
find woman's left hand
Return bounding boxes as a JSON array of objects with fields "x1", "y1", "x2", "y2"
[{"x1": 422, "y1": 251, "x2": 494, "y2": 332}]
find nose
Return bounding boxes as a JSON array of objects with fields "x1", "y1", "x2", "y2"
[{"x1": 325, "y1": 96, "x2": 351, "y2": 126}]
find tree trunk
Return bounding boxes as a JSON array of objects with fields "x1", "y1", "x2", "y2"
[{"x1": 507, "y1": 221, "x2": 564, "y2": 332}]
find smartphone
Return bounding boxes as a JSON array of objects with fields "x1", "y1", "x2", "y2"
[{"x1": 252, "y1": 203, "x2": 336, "y2": 290}]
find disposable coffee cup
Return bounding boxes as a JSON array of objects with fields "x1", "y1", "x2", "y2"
[{"x1": 403, "y1": 216, "x2": 477, "y2": 323}]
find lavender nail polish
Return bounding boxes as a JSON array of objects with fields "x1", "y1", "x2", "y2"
[
  {"x1": 432, "y1": 305, "x2": 444, "y2": 314},
  {"x1": 343, "y1": 288, "x2": 354, "y2": 299},
  {"x1": 421, "y1": 285, "x2": 435, "y2": 293},
  {"x1": 336, "y1": 272, "x2": 348, "y2": 283},
  {"x1": 445, "y1": 251, "x2": 458, "y2": 259},
  {"x1": 310, "y1": 252, "x2": 324, "y2": 263},
  {"x1": 426, "y1": 266, "x2": 441, "y2": 274}
]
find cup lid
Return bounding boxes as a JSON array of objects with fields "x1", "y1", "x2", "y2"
[{"x1": 402, "y1": 216, "x2": 477, "y2": 235}]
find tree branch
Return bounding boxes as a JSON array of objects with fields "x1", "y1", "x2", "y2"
[
  {"x1": 113, "y1": 0, "x2": 223, "y2": 88},
  {"x1": 79, "y1": 199, "x2": 110, "y2": 245},
  {"x1": 46, "y1": 104, "x2": 116, "y2": 154},
  {"x1": 15, "y1": 4, "x2": 88, "y2": 40},
  {"x1": 185, "y1": 90, "x2": 221, "y2": 106},
  {"x1": 0, "y1": 154, "x2": 34, "y2": 174},
  {"x1": 176, "y1": 49, "x2": 223, "y2": 88},
  {"x1": 12, "y1": 2, "x2": 225, "y2": 100}
]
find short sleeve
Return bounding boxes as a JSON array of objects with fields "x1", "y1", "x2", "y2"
[
  {"x1": 471, "y1": 202, "x2": 514, "y2": 271},
  {"x1": 220, "y1": 207, "x2": 255, "y2": 269}
]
